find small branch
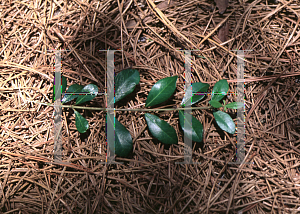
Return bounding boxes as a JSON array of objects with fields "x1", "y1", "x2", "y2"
[{"x1": 31, "y1": 101, "x2": 212, "y2": 112}]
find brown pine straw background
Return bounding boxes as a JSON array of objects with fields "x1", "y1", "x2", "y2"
[{"x1": 1, "y1": 0, "x2": 300, "y2": 213}]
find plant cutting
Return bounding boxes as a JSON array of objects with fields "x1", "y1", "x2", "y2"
[
  {"x1": 53, "y1": 77, "x2": 99, "y2": 134},
  {"x1": 54, "y1": 69, "x2": 243, "y2": 158}
]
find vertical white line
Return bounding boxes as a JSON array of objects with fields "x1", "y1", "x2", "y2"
[
  {"x1": 236, "y1": 50, "x2": 245, "y2": 163},
  {"x1": 176, "y1": 50, "x2": 195, "y2": 165},
  {"x1": 107, "y1": 50, "x2": 116, "y2": 164},
  {"x1": 54, "y1": 50, "x2": 62, "y2": 161},
  {"x1": 184, "y1": 50, "x2": 193, "y2": 163}
]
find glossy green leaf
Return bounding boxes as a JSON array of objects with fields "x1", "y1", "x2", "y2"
[
  {"x1": 225, "y1": 102, "x2": 244, "y2": 110},
  {"x1": 75, "y1": 110, "x2": 89, "y2": 133},
  {"x1": 112, "y1": 69, "x2": 140, "y2": 105},
  {"x1": 62, "y1": 84, "x2": 84, "y2": 104},
  {"x1": 53, "y1": 75, "x2": 67, "y2": 102},
  {"x1": 145, "y1": 76, "x2": 178, "y2": 107},
  {"x1": 211, "y1": 79, "x2": 229, "y2": 101},
  {"x1": 179, "y1": 111, "x2": 203, "y2": 142},
  {"x1": 181, "y1": 82, "x2": 209, "y2": 107},
  {"x1": 106, "y1": 115, "x2": 133, "y2": 157},
  {"x1": 144, "y1": 113, "x2": 178, "y2": 144},
  {"x1": 76, "y1": 84, "x2": 98, "y2": 105},
  {"x1": 223, "y1": 100, "x2": 227, "y2": 111},
  {"x1": 213, "y1": 111, "x2": 235, "y2": 134},
  {"x1": 209, "y1": 100, "x2": 223, "y2": 108}
]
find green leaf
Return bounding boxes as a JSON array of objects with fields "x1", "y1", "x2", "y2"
[
  {"x1": 225, "y1": 102, "x2": 244, "y2": 110},
  {"x1": 213, "y1": 111, "x2": 235, "y2": 134},
  {"x1": 75, "y1": 110, "x2": 89, "y2": 133},
  {"x1": 106, "y1": 116, "x2": 133, "y2": 157},
  {"x1": 113, "y1": 69, "x2": 140, "y2": 105},
  {"x1": 181, "y1": 82, "x2": 209, "y2": 107},
  {"x1": 76, "y1": 84, "x2": 98, "y2": 105},
  {"x1": 209, "y1": 100, "x2": 223, "y2": 108},
  {"x1": 211, "y1": 79, "x2": 229, "y2": 101},
  {"x1": 114, "y1": 119, "x2": 133, "y2": 157},
  {"x1": 179, "y1": 111, "x2": 203, "y2": 142},
  {"x1": 145, "y1": 76, "x2": 178, "y2": 107},
  {"x1": 144, "y1": 113, "x2": 178, "y2": 144},
  {"x1": 53, "y1": 75, "x2": 67, "y2": 102},
  {"x1": 223, "y1": 100, "x2": 227, "y2": 111},
  {"x1": 62, "y1": 84, "x2": 84, "y2": 104}
]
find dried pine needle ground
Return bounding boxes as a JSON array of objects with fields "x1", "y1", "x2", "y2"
[{"x1": 0, "y1": 0, "x2": 300, "y2": 213}]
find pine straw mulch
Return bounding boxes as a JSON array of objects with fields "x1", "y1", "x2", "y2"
[{"x1": 1, "y1": 0, "x2": 300, "y2": 213}]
